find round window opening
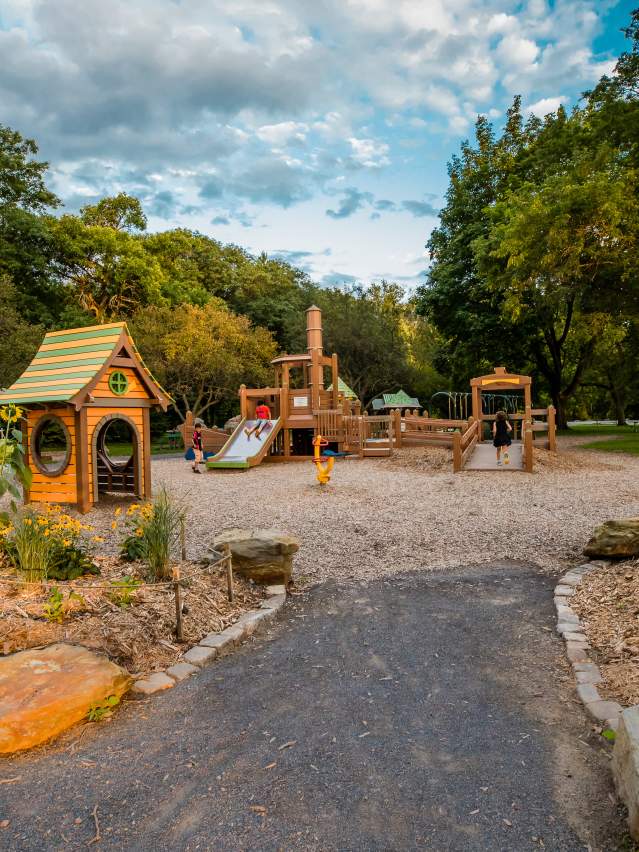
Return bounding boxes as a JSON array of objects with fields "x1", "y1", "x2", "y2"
[
  {"x1": 31, "y1": 416, "x2": 72, "y2": 477},
  {"x1": 108, "y1": 371, "x2": 129, "y2": 396}
]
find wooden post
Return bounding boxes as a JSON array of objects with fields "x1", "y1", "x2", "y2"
[
  {"x1": 547, "y1": 405, "x2": 557, "y2": 452},
  {"x1": 524, "y1": 423, "x2": 533, "y2": 473},
  {"x1": 239, "y1": 384, "x2": 248, "y2": 420},
  {"x1": 331, "y1": 353, "x2": 339, "y2": 409},
  {"x1": 180, "y1": 514, "x2": 186, "y2": 562},
  {"x1": 394, "y1": 408, "x2": 402, "y2": 449},
  {"x1": 452, "y1": 431, "x2": 462, "y2": 473},
  {"x1": 173, "y1": 565, "x2": 183, "y2": 642},
  {"x1": 224, "y1": 543, "x2": 234, "y2": 602}
]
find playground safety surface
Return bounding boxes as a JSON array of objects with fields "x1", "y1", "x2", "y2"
[{"x1": 1, "y1": 563, "x2": 625, "y2": 850}]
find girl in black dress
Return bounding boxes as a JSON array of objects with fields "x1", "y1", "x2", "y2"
[{"x1": 492, "y1": 410, "x2": 513, "y2": 466}]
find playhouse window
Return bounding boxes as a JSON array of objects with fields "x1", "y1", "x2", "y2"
[
  {"x1": 31, "y1": 416, "x2": 72, "y2": 477},
  {"x1": 108, "y1": 371, "x2": 129, "y2": 395}
]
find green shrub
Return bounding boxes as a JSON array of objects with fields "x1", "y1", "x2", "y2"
[
  {"x1": 143, "y1": 488, "x2": 184, "y2": 581},
  {"x1": 48, "y1": 541, "x2": 100, "y2": 581},
  {"x1": 110, "y1": 575, "x2": 140, "y2": 608},
  {"x1": 10, "y1": 511, "x2": 52, "y2": 582}
]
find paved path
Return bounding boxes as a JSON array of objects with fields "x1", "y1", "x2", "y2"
[
  {"x1": 465, "y1": 442, "x2": 524, "y2": 470},
  {"x1": 2, "y1": 564, "x2": 625, "y2": 851}
]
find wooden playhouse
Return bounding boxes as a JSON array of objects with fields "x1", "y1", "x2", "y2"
[{"x1": 0, "y1": 323, "x2": 170, "y2": 512}]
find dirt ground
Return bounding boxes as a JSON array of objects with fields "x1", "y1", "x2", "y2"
[
  {"x1": 572, "y1": 560, "x2": 639, "y2": 707},
  {"x1": 0, "y1": 557, "x2": 265, "y2": 676},
  {"x1": 79, "y1": 435, "x2": 639, "y2": 582}
]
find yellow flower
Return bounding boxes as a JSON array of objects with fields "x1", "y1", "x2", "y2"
[
  {"x1": 92, "y1": 535, "x2": 105, "y2": 543},
  {"x1": 62, "y1": 539, "x2": 71, "y2": 547},
  {"x1": 135, "y1": 528, "x2": 144, "y2": 537},
  {"x1": 24, "y1": 518, "x2": 32, "y2": 526},
  {"x1": 111, "y1": 521, "x2": 118, "y2": 530},
  {"x1": 44, "y1": 529, "x2": 50, "y2": 537},
  {"x1": 115, "y1": 508, "x2": 122, "y2": 517}
]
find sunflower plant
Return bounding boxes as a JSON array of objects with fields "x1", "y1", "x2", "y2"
[{"x1": 0, "y1": 404, "x2": 31, "y2": 523}]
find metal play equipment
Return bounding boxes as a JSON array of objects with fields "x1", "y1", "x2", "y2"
[{"x1": 312, "y1": 435, "x2": 334, "y2": 485}]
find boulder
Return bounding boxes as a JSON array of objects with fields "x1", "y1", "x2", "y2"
[
  {"x1": 212, "y1": 527, "x2": 299, "y2": 585},
  {"x1": 584, "y1": 519, "x2": 639, "y2": 559},
  {"x1": 0, "y1": 643, "x2": 131, "y2": 753}
]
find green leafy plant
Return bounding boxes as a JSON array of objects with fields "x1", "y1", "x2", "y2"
[
  {"x1": 48, "y1": 542, "x2": 100, "y2": 581},
  {"x1": 117, "y1": 490, "x2": 185, "y2": 581},
  {"x1": 87, "y1": 694, "x2": 120, "y2": 722},
  {"x1": 0, "y1": 404, "x2": 32, "y2": 523},
  {"x1": 119, "y1": 531, "x2": 147, "y2": 562},
  {"x1": 42, "y1": 586, "x2": 85, "y2": 623},
  {"x1": 42, "y1": 586, "x2": 64, "y2": 623},
  {"x1": 602, "y1": 728, "x2": 617, "y2": 742},
  {"x1": 11, "y1": 511, "x2": 52, "y2": 583},
  {"x1": 110, "y1": 575, "x2": 141, "y2": 608}
]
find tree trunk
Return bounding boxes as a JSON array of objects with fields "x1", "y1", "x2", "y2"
[{"x1": 612, "y1": 388, "x2": 627, "y2": 427}]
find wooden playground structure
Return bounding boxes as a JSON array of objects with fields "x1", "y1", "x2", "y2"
[
  {"x1": 204, "y1": 304, "x2": 556, "y2": 473},
  {"x1": 0, "y1": 323, "x2": 170, "y2": 512},
  {"x1": 399, "y1": 367, "x2": 556, "y2": 472}
]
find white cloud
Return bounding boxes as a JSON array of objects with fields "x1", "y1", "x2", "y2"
[
  {"x1": 256, "y1": 121, "x2": 308, "y2": 145},
  {"x1": 348, "y1": 137, "x2": 390, "y2": 168},
  {"x1": 525, "y1": 95, "x2": 568, "y2": 116}
]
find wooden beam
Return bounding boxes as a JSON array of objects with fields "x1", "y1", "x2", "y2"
[
  {"x1": 75, "y1": 407, "x2": 91, "y2": 514},
  {"x1": 142, "y1": 407, "x2": 152, "y2": 500}
]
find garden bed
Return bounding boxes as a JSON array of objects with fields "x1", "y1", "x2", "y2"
[
  {"x1": 572, "y1": 560, "x2": 639, "y2": 707},
  {"x1": 0, "y1": 554, "x2": 266, "y2": 677}
]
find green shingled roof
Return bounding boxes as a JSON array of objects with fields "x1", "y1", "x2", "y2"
[
  {"x1": 327, "y1": 377, "x2": 358, "y2": 400},
  {"x1": 371, "y1": 389, "x2": 421, "y2": 411},
  {"x1": 0, "y1": 322, "x2": 170, "y2": 408}
]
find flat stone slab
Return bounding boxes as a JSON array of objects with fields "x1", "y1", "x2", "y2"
[
  {"x1": 555, "y1": 585, "x2": 575, "y2": 596},
  {"x1": 261, "y1": 594, "x2": 286, "y2": 611},
  {"x1": 563, "y1": 631, "x2": 589, "y2": 643},
  {"x1": 132, "y1": 672, "x2": 175, "y2": 695},
  {"x1": 183, "y1": 645, "x2": 218, "y2": 667},
  {"x1": 0, "y1": 643, "x2": 131, "y2": 753},
  {"x1": 166, "y1": 662, "x2": 198, "y2": 682},
  {"x1": 199, "y1": 632, "x2": 236, "y2": 654},
  {"x1": 585, "y1": 699, "x2": 623, "y2": 724},
  {"x1": 576, "y1": 669, "x2": 602, "y2": 685},
  {"x1": 221, "y1": 624, "x2": 246, "y2": 644},
  {"x1": 566, "y1": 643, "x2": 590, "y2": 663},
  {"x1": 266, "y1": 584, "x2": 287, "y2": 596}
]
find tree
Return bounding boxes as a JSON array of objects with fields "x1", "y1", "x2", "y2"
[
  {"x1": 80, "y1": 193, "x2": 147, "y2": 232},
  {"x1": 0, "y1": 277, "x2": 43, "y2": 389},
  {"x1": 475, "y1": 154, "x2": 639, "y2": 426},
  {"x1": 48, "y1": 205, "x2": 165, "y2": 321},
  {"x1": 0, "y1": 125, "x2": 62, "y2": 325},
  {"x1": 130, "y1": 301, "x2": 277, "y2": 421}
]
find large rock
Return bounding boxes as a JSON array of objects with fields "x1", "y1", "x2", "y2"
[
  {"x1": 612, "y1": 706, "x2": 639, "y2": 840},
  {"x1": 212, "y1": 527, "x2": 299, "y2": 585},
  {"x1": 584, "y1": 518, "x2": 639, "y2": 558},
  {"x1": 0, "y1": 643, "x2": 131, "y2": 753}
]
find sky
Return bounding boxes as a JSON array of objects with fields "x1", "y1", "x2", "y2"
[{"x1": 0, "y1": 0, "x2": 632, "y2": 290}]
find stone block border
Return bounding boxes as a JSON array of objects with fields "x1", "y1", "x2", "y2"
[
  {"x1": 130, "y1": 584, "x2": 287, "y2": 696},
  {"x1": 555, "y1": 559, "x2": 639, "y2": 841},
  {"x1": 554, "y1": 559, "x2": 622, "y2": 728}
]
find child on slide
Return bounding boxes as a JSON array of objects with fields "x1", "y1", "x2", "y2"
[
  {"x1": 244, "y1": 400, "x2": 272, "y2": 441},
  {"x1": 492, "y1": 410, "x2": 513, "y2": 466}
]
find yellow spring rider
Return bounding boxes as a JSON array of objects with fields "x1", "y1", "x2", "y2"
[{"x1": 312, "y1": 435, "x2": 335, "y2": 485}]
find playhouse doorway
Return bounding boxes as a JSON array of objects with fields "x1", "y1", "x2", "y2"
[{"x1": 92, "y1": 414, "x2": 142, "y2": 501}]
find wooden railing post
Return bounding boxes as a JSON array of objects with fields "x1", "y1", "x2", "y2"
[
  {"x1": 547, "y1": 405, "x2": 557, "y2": 452},
  {"x1": 394, "y1": 409, "x2": 402, "y2": 448},
  {"x1": 452, "y1": 431, "x2": 462, "y2": 472},
  {"x1": 524, "y1": 423, "x2": 533, "y2": 473},
  {"x1": 239, "y1": 384, "x2": 248, "y2": 420}
]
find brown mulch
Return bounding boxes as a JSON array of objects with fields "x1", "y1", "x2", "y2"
[
  {"x1": 572, "y1": 560, "x2": 639, "y2": 707},
  {"x1": 0, "y1": 556, "x2": 265, "y2": 677}
]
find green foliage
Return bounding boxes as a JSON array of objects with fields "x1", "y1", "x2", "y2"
[
  {"x1": 119, "y1": 531, "x2": 148, "y2": 562},
  {"x1": 601, "y1": 728, "x2": 617, "y2": 742},
  {"x1": 42, "y1": 586, "x2": 84, "y2": 623},
  {"x1": 87, "y1": 694, "x2": 120, "y2": 722},
  {"x1": 142, "y1": 488, "x2": 184, "y2": 582},
  {"x1": 10, "y1": 511, "x2": 52, "y2": 583},
  {"x1": 0, "y1": 404, "x2": 32, "y2": 521},
  {"x1": 109, "y1": 575, "x2": 141, "y2": 608},
  {"x1": 47, "y1": 542, "x2": 100, "y2": 581},
  {"x1": 130, "y1": 301, "x2": 277, "y2": 421},
  {"x1": 42, "y1": 586, "x2": 64, "y2": 623}
]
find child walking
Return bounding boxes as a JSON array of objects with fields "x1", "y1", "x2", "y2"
[
  {"x1": 492, "y1": 410, "x2": 513, "y2": 466},
  {"x1": 192, "y1": 421, "x2": 204, "y2": 473}
]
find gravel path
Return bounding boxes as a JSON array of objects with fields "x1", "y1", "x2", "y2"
[
  {"x1": 1, "y1": 564, "x2": 624, "y2": 850},
  {"x1": 82, "y1": 438, "x2": 639, "y2": 583}
]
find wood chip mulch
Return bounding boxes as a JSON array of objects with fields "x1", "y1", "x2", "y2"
[
  {"x1": 572, "y1": 560, "x2": 639, "y2": 707},
  {"x1": 0, "y1": 556, "x2": 266, "y2": 678}
]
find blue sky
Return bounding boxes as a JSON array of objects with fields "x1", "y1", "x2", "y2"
[{"x1": 0, "y1": 0, "x2": 631, "y2": 289}]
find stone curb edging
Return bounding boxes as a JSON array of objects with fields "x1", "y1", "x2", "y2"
[
  {"x1": 130, "y1": 585, "x2": 287, "y2": 696},
  {"x1": 553, "y1": 559, "x2": 623, "y2": 730},
  {"x1": 555, "y1": 559, "x2": 639, "y2": 841}
]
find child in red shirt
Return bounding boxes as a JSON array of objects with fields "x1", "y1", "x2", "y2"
[{"x1": 245, "y1": 400, "x2": 272, "y2": 440}]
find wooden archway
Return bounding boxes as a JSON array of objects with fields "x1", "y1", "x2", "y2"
[
  {"x1": 90, "y1": 412, "x2": 143, "y2": 502},
  {"x1": 470, "y1": 367, "x2": 532, "y2": 442}
]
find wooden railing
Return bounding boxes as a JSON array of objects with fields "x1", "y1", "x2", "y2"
[{"x1": 452, "y1": 418, "x2": 479, "y2": 472}]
